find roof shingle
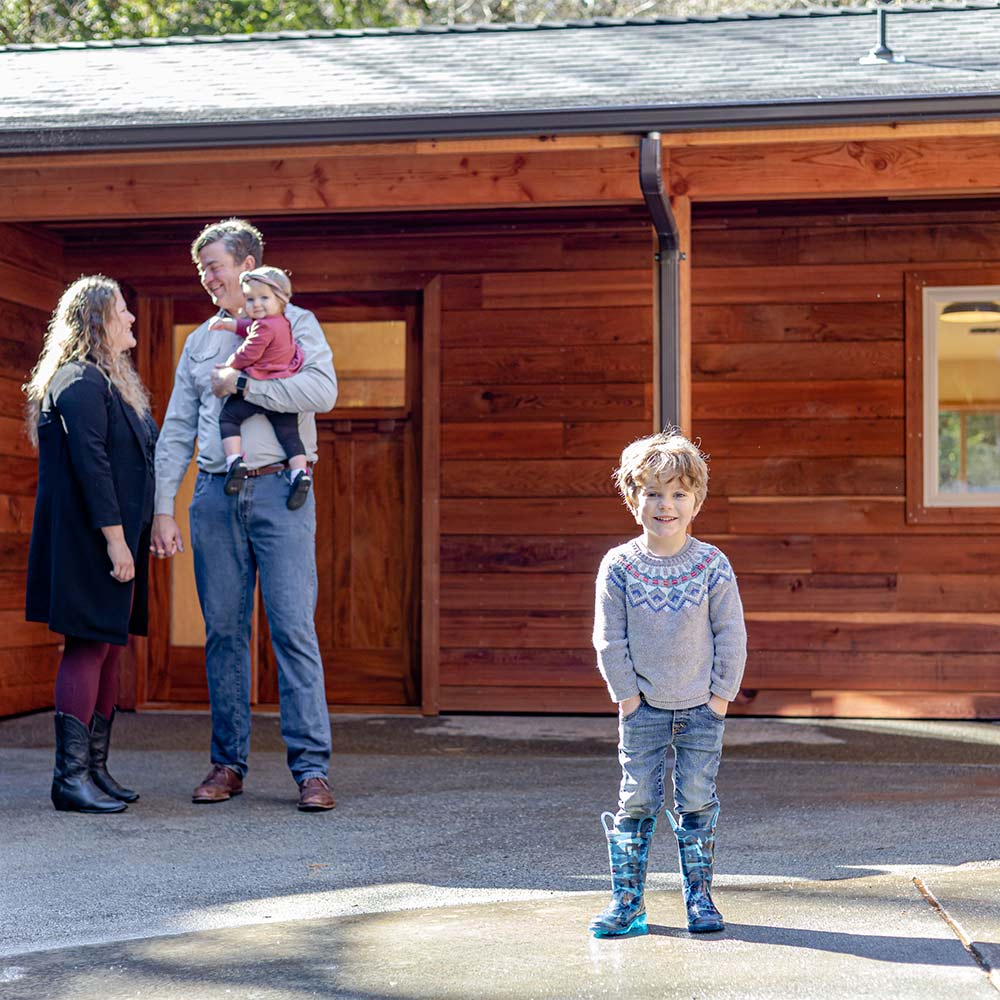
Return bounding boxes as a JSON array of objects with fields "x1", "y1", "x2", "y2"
[{"x1": 3, "y1": 4, "x2": 1000, "y2": 152}]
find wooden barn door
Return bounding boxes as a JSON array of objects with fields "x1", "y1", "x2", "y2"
[
  {"x1": 256, "y1": 298, "x2": 422, "y2": 709},
  {"x1": 139, "y1": 295, "x2": 421, "y2": 711}
]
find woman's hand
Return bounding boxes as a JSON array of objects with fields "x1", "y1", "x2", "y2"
[
  {"x1": 101, "y1": 526, "x2": 134, "y2": 583},
  {"x1": 619, "y1": 694, "x2": 642, "y2": 718}
]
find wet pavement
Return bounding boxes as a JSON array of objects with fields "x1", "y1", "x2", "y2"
[{"x1": 1, "y1": 711, "x2": 998, "y2": 999}]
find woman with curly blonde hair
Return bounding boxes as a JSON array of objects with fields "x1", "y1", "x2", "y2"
[{"x1": 24, "y1": 275, "x2": 157, "y2": 814}]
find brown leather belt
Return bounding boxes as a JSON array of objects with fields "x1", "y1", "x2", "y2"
[{"x1": 209, "y1": 462, "x2": 289, "y2": 478}]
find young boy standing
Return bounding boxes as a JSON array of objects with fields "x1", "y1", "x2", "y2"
[{"x1": 589, "y1": 430, "x2": 747, "y2": 938}]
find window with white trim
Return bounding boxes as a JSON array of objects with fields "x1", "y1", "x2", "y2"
[{"x1": 922, "y1": 285, "x2": 1000, "y2": 508}]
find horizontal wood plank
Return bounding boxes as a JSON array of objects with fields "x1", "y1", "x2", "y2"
[
  {"x1": 0, "y1": 417, "x2": 37, "y2": 461},
  {"x1": 0, "y1": 645, "x2": 60, "y2": 716},
  {"x1": 442, "y1": 610, "x2": 592, "y2": 649},
  {"x1": 441, "y1": 499, "x2": 634, "y2": 536},
  {"x1": 726, "y1": 497, "x2": 906, "y2": 535},
  {"x1": 693, "y1": 302, "x2": 903, "y2": 343},
  {"x1": 440, "y1": 647, "x2": 599, "y2": 687},
  {"x1": 440, "y1": 421, "x2": 648, "y2": 460},
  {"x1": 0, "y1": 378, "x2": 27, "y2": 421},
  {"x1": 0, "y1": 612, "x2": 58, "y2": 649},
  {"x1": 739, "y1": 573, "x2": 900, "y2": 612},
  {"x1": 695, "y1": 419, "x2": 903, "y2": 458},
  {"x1": 439, "y1": 684, "x2": 614, "y2": 713},
  {"x1": 71, "y1": 230, "x2": 651, "y2": 285},
  {"x1": 442, "y1": 459, "x2": 618, "y2": 498},
  {"x1": 700, "y1": 534, "x2": 814, "y2": 573},
  {"x1": 0, "y1": 571, "x2": 26, "y2": 611},
  {"x1": 0, "y1": 260, "x2": 64, "y2": 313},
  {"x1": 671, "y1": 137, "x2": 1000, "y2": 201},
  {"x1": 0, "y1": 146, "x2": 643, "y2": 222},
  {"x1": 692, "y1": 341, "x2": 902, "y2": 382},
  {"x1": 745, "y1": 650, "x2": 1000, "y2": 691},
  {"x1": 442, "y1": 383, "x2": 652, "y2": 423},
  {"x1": 440, "y1": 535, "x2": 629, "y2": 574},
  {"x1": 734, "y1": 689, "x2": 1000, "y2": 719},
  {"x1": 442, "y1": 343, "x2": 650, "y2": 385},
  {"x1": 811, "y1": 536, "x2": 1000, "y2": 574},
  {"x1": 441, "y1": 307, "x2": 651, "y2": 347},
  {"x1": 746, "y1": 613, "x2": 1000, "y2": 652},
  {"x1": 0, "y1": 493, "x2": 33, "y2": 534},
  {"x1": 441, "y1": 573, "x2": 593, "y2": 611},
  {"x1": 709, "y1": 457, "x2": 904, "y2": 497},
  {"x1": 694, "y1": 223, "x2": 1000, "y2": 269},
  {"x1": 443, "y1": 270, "x2": 651, "y2": 310},
  {"x1": 0, "y1": 532, "x2": 30, "y2": 568},
  {"x1": 693, "y1": 380, "x2": 903, "y2": 420},
  {"x1": 693, "y1": 264, "x2": 902, "y2": 305}
]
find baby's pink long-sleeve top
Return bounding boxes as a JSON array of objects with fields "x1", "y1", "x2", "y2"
[{"x1": 228, "y1": 314, "x2": 305, "y2": 379}]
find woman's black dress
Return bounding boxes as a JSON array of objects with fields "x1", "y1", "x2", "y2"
[{"x1": 25, "y1": 361, "x2": 156, "y2": 644}]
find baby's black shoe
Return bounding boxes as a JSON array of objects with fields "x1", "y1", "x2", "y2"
[
  {"x1": 287, "y1": 472, "x2": 312, "y2": 510},
  {"x1": 224, "y1": 458, "x2": 249, "y2": 496}
]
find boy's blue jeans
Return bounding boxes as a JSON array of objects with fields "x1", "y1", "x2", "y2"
[
  {"x1": 189, "y1": 470, "x2": 331, "y2": 783},
  {"x1": 614, "y1": 697, "x2": 725, "y2": 832}
]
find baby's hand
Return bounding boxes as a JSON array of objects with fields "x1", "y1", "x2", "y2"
[{"x1": 209, "y1": 317, "x2": 237, "y2": 333}]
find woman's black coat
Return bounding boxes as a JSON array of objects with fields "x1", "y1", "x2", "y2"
[{"x1": 26, "y1": 361, "x2": 157, "y2": 645}]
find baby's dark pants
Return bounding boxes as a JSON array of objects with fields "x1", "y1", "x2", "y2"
[{"x1": 220, "y1": 395, "x2": 305, "y2": 460}]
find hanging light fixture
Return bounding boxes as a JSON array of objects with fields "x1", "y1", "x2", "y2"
[{"x1": 940, "y1": 301, "x2": 1000, "y2": 323}]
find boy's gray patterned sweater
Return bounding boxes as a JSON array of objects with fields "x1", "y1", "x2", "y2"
[{"x1": 593, "y1": 536, "x2": 747, "y2": 708}]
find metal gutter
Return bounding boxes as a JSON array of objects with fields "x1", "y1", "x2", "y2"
[
  {"x1": 638, "y1": 132, "x2": 682, "y2": 433},
  {"x1": 6, "y1": 91, "x2": 1000, "y2": 155}
]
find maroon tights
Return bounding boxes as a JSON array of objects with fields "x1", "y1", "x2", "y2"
[{"x1": 53, "y1": 636, "x2": 124, "y2": 725}]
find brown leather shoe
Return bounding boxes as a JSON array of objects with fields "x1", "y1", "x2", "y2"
[
  {"x1": 297, "y1": 776, "x2": 335, "y2": 812},
  {"x1": 192, "y1": 764, "x2": 243, "y2": 803}
]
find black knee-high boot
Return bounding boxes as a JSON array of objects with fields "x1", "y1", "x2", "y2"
[
  {"x1": 51, "y1": 713, "x2": 126, "y2": 814},
  {"x1": 89, "y1": 708, "x2": 139, "y2": 803}
]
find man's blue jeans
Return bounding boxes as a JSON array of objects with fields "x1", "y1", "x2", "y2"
[
  {"x1": 614, "y1": 698, "x2": 725, "y2": 833},
  {"x1": 189, "y1": 469, "x2": 331, "y2": 783}
]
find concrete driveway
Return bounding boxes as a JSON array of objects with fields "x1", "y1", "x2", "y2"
[{"x1": 1, "y1": 711, "x2": 998, "y2": 999}]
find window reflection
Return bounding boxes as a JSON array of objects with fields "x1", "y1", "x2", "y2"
[
  {"x1": 321, "y1": 321, "x2": 407, "y2": 408},
  {"x1": 935, "y1": 300, "x2": 1000, "y2": 497}
]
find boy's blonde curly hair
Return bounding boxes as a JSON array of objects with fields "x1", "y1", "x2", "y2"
[{"x1": 614, "y1": 430, "x2": 709, "y2": 512}]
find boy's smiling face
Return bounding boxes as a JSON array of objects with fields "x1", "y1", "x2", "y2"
[{"x1": 632, "y1": 475, "x2": 702, "y2": 556}]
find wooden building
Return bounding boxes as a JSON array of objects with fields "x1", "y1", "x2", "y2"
[{"x1": 3, "y1": 5, "x2": 1000, "y2": 719}]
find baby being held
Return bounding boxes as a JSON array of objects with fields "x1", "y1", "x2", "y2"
[{"x1": 209, "y1": 266, "x2": 312, "y2": 511}]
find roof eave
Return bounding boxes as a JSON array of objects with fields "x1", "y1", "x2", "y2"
[{"x1": 4, "y1": 92, "x2": 1000, "y2": 155}]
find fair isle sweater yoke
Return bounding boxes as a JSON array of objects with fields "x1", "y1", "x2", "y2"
[{"x1": 593, "y1": 535, "x2": 747, "y2": 709}]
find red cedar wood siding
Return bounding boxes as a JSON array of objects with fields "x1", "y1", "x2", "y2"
[
  {"x1": 0, "y1": 225, "x2": 63, "y2": 716},
  {"x1": 690, "y1": 204, "x2": 1000, "y2": 719},
  {"x1": 436, "y1": 234, "x2": 653, "y2": 712},
  {"x1": 56, "y1": 218, "x2": 653, "y2": 716}
]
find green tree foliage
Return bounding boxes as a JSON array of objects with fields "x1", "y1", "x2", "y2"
[
  {"x1": 0, "y1": 0, "x2": 868, "y2": 44},
  {"x1": 0, "y1": 0, "x2": 422, "y2": 44}
]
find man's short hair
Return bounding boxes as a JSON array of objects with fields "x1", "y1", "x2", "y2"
[
  {"x1": 191, "y1": 218, "x2": 264, "y2": 268},
  {"x1": 614, "y1": 430, "x2": 709, "y2": 512}
]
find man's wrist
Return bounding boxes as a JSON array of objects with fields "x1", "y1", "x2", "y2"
[{"x1": 235, "y1": 373, "x2": 248, "y2": 395}]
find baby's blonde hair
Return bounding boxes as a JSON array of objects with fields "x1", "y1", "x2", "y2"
[{"x1": 614, "y1": 430, "x2": 709, "y2": 512}]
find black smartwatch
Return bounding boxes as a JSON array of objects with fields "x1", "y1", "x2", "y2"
[{"x1": 235, "y1": 374, "x2": 248, "y2": 396}]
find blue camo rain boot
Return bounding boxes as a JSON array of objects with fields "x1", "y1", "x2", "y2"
[
  {"x1": 588, "y1": 812, "x2": 656, "y2": 938},
  {"x1": 666, "y1": 806, "x2": 724, "y2": 933}
]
